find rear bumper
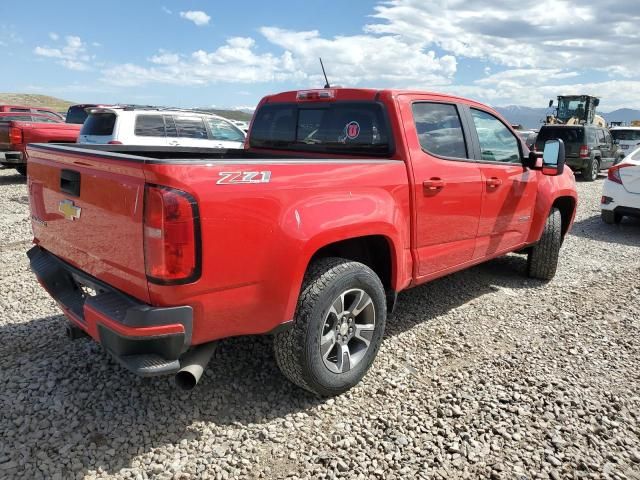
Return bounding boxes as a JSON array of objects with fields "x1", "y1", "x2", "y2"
[
  {"x1": 28, "y1": 246, "x2": 192, "y2": 376},
  {"x1": 601, "y1": 179, "x2": 640, "y2": 216},
  {"x1": 0, "y1": 151, "x2": 23, "y2": 164},
  {"x1": 565, "y1": 156, "x2": 588, "y2": 170}
]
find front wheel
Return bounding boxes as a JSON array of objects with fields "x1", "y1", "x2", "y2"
[
  {"x1": 527, "y1": 208, "x2": 562, "y2": 281},
  {"x1": 582, "y1": 158, "x2": 599, "y2": 182},
  {"x1": 274, "y1": 257, "x2": 386, "y2": 396}
]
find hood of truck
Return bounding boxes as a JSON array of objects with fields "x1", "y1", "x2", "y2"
[{"x1": 27, "y1": 145, "x2": 150, "y2": 303}]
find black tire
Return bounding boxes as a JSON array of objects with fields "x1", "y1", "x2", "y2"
[
  {"x1": 601, "y1": 210, "x2": 622, "y2": 225},
  {"x1": 527, "y1": 208, "x2": 562, "y2": 281},
  {"x1": 15, "y1": 165, "x2": 26, "y2": 176},
  {"x1": 274, "y1": 257, "x2": 386, "y2": 396},
  {"x1": 582, "y1": 157, "x2": 599, "y2": 182}
]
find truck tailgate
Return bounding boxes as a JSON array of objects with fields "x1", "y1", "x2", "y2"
[{"x1": 27, "y1": 145, "x2": 150, "y2": 303}]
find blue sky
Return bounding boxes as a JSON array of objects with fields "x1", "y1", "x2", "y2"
[{"x1": 1, "y1": 0, "x2": 639, "y2": 111}]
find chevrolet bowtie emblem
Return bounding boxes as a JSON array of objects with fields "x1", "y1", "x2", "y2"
[{"x1": 58, "y1": 199, "x2": 81, "y2": 221}]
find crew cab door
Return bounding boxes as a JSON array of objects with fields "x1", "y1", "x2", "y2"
[
  {"x1": 400, "y1": 97, "x2": 483, "y2": 278},
  {"x1": 465, "y1": 107, "x2": 537, "y2": 257}
]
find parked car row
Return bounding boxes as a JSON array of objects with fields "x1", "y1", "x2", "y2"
[{"x1": 0, "y1": 102, "x2": 248, "y2": 175}]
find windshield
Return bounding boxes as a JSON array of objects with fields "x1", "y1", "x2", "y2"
[
  {"x1": 66, "y1": 106, "x2": 91, "y2": 124},
  {"x1": 611, "y1": 129, "x2": 640, "y2": 141},
  {"x1": 250, "y1": 102, "x2": 391, "y2": 156},
  {"x1": 557, "y1": 99, "x2": 587, "y2": 121}
]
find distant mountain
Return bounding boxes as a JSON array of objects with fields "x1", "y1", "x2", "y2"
[
  {"x1": 494, "y1": 106, "x2": 550, "y2": 129},
  {"x1": 495, "y1": 105, "x2": 640, "y2": 129},
  {"x1": 0, "y1": 93, "x2": 74, "y2": 112}
]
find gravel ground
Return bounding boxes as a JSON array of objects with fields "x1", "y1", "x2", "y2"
[{"x1": 0, "y1": 168, "x2": 639, "y2": 480}]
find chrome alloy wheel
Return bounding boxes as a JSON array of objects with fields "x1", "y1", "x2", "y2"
[
  {"x1": 320, "y1": 288, "x2": 376, "y2": 374},
  {"x1": 591, "y1": 159, "x2": 599, "y2": 180}
]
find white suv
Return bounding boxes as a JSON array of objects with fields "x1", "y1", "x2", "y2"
[
  {"x1": 78, "y1": 107, "x2": 246, "y2": 148},
  {"x1": 610, "y1": 126, "x2": 640, "y2": 163}
]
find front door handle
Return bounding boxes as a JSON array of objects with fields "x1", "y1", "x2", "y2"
[
  {"x1": 423, "y1": 178, "x2": 445, "y2": 194},
  {"x1": 486, "y1": 177, "x2": 503, "y2": 189}
]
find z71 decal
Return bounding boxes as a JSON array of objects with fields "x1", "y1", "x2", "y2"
[{"x1": 217, "y1": 171, "x2": 272, "y2": 185}]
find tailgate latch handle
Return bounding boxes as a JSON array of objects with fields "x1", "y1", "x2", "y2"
[{"x1": 60, "y1": 169, "x2": 81, "y2": 197}]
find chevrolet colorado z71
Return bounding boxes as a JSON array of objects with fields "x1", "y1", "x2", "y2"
[{"x1": 26, "y1": 88, "x2": 577, "y2": 396}]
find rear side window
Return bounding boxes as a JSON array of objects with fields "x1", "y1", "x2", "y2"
[
  {"x1": 250, "y1": 102, "x2": 391, "y2": 156},
  {"x1": 471, "y1": 109, "x2": 520, "y2": 163},
  {"x1": 206, "y1": 117, "x2": 245, "y2": 142},
  {"x1": 412, "y1": 103, "x2": 467, "y2": 159},
  {"x1": 135, "y1": 115, "x2": 166, "y2": 137},
  {"x1": 611, "y1": 129, "x2": 640, "y2": 141},
  {"x1": 597, "y1": 130, "x2": 606, "y2": 143},
  {"x1": 80, "y1": 113, "x2": 116, "y2": 136},
  {"x1": 173, "y1": 116, "x2": 208, "y2": 139}
]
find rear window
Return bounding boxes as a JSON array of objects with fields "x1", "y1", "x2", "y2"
[
  {"x1": 536, "y1": 127, "x2": 584, "y2": 146},
  {"x1": 250, "y1": 102, "x2": 391, "y2": 156},
  {"x1": 80, "y1": 113, "x2": 116, "y2": 136},
  {"x1": 66, "y1": 106, "x2": 90, "y2": 124},
  {"x1": 135, "y1": 115, "x2": 166, "y2": 137},
  {"x1": 0, "y1": 115, "x2": 33, "y2": 122},
  {"x1": 9, "y1": 108, "x2": 29, "y2": 113},
  {"x1": 611, "y1": 129, "x2": 640, "y2": 141}
]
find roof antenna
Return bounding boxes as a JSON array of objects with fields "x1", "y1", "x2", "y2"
[{"x1": 319, "y1": 57, "x2": 331, "y2": 88}]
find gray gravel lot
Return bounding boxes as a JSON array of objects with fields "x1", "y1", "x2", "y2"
[{"x1": 0, "y1": 168, "x2": 639, "y2": 480}]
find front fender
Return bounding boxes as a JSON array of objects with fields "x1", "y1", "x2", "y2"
[{"x1": 526, "y1": 170, "x2": 578, "y2": 244}]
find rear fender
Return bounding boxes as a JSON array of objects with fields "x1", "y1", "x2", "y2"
[{"x1": 281, "y1": 191, "x2": 410, "y2": 323}]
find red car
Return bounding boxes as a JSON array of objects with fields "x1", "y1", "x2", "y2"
[
  {"x1": 0, "y1": 104, "x2": 64, "y2": 121},
  {"x1": 26, "y1": 88, "x2": 577, "y2": 395}
]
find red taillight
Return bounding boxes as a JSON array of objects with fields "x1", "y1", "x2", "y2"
[
  {"x1": 143, "y1": 185, "x2": 200, "y2": 284},
  {"x1": 579, "y1": 145, "x2": 589, "y2": 158},
  {"x1": 108, "y1": 140, "x2": 123, "y2": 144},
  {"x1": 9, "y1": 127, "x2": 22, "y2": 145},
  {"x1": 296, "y1": 89, "x2": 336, "y2": 101},
  {"x1": 608, "y1": 164, "x2": 631, "y2": 184}
]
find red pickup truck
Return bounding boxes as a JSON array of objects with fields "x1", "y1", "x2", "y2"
[
  {"x1": 26, "y1": 88, "x2": 577, "y2": 396},
  {"x1": 1, "y1": 116, "x2": 81, "y2": 175}
]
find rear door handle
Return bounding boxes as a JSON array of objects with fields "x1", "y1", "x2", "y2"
[
  {"x1": 486, "y1": 177, "x2": 503, "y2": 189},
  {"x1": 423, "y1": 178, "x2": 445, "y2": 193}
]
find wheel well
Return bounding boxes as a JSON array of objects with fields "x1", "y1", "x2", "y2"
[
  {"x1": 310, "y1": 236, "x2": 393, "y2": 290},
  {"x1": 552, "y1": 196, "x2": 575, "y2": 237}
]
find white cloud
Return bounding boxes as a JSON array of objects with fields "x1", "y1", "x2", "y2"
[
  {"x1": 49, "y1": 32, "x2": 59, "y2": 41},
  {"x1": 34, "y1": 35, "x2": 92, "y2": 71},
  {"x1": 179, "y1": 10, "x2": 210, "y2": 26},
  {"x1": 161, "y1": 6, "x2": 172, "y2": 15}
]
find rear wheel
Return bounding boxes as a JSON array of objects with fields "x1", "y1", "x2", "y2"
[
  {"x1": 582, "y1": 158, "x2": 599, "y2": 182},
  {"x1": 601, "y1": 210, "x2": 622, "y2": 225},
  {"x1": 15, "y1": 165, "x2": 26, "y2": 176},
  {"x1": 527, "y1": 208, "x2": 562, "y2": 281},
  {"x1": 274, "y1": 257, "x2": 386, "y2": 396}
]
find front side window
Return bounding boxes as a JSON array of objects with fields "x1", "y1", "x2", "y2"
[
  {"x1": 206, "y1": 117, "x2": 245, "y2": 142},
  {"x1": 135, "y1": 115, "x2": 166, "y2": 137},
  {"x1": 412, "y1": 102, "x2": 467, "y2": 159},
  {"x1": 173, "y1": 116, "x2": 208, "y2": 139},
  {"x1": 471, "y1": 109, "x2": 520, "y2": 163}
]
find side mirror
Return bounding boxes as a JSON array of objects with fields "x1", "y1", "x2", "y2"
[
  {"x1": 594, "y1": 98, "x2": 600, "y2": 107},
  {"x1": 541, "y1": 139, "x2": 565, "y2": 176},
  {"x1": 548, "y1": 99, "x2": 554, "y2": 108}
]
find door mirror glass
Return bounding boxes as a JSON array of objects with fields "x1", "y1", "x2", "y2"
[{"x1": 542, "y1": 139, "x2": 565, "y2": 176}]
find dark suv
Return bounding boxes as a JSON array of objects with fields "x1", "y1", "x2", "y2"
[{"x1": 535, "y1": 125, "x2": 616, "y2": 181}]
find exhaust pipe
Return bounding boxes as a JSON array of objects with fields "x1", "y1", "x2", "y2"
[{"x1": 175, "y1": 342, "x2": 217, "y2": 390}]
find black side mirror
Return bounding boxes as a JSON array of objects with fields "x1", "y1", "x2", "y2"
[
  {"x1": 541, "y1": 139, "x2": 565, "y2": 176},
  {"x1": 548, "y1": 99, "x2": 554, "y2": 108},
  {"x1": 594, "y1": 98, "x2": 600, "y2": 107}
]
